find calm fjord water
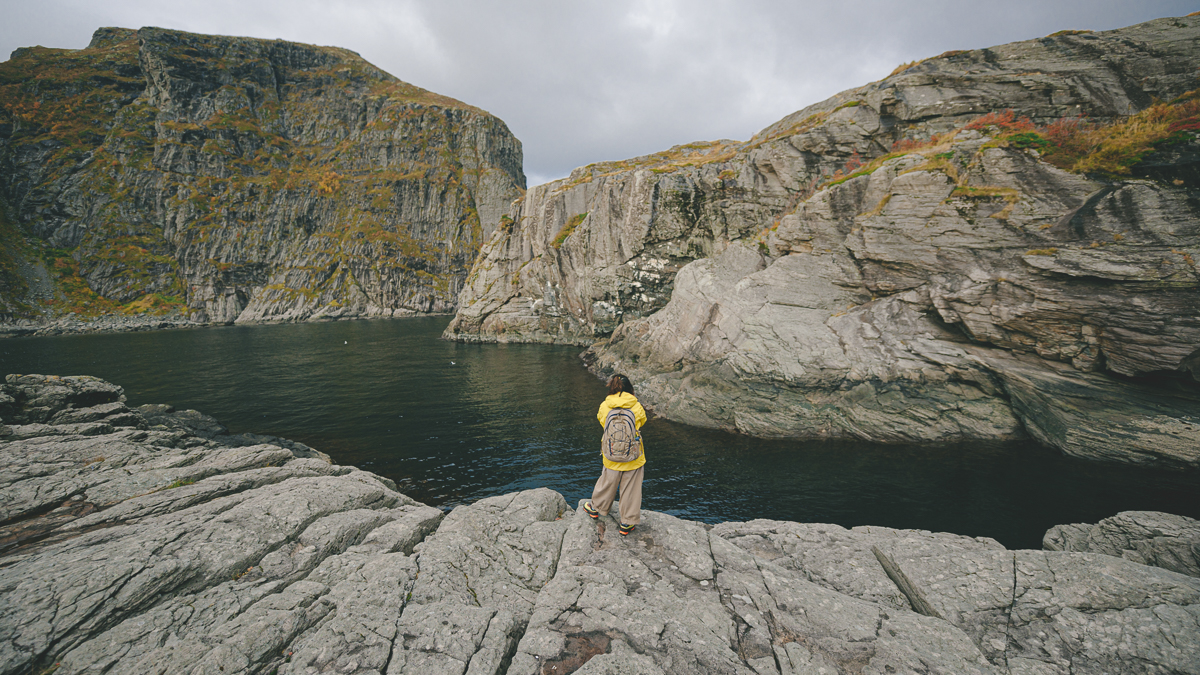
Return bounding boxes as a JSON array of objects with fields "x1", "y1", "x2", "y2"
[{"x1": 3, "y1": 316, "x2": 1197, "y2": 549}]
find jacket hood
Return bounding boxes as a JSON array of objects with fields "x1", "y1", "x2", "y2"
[{"x1": 606, "y1": 392, "x2": 639, "y2": 408}]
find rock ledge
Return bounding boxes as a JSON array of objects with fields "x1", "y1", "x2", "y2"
[{"x1": 1, "y1": 375, "x2": 1196, "y2": 675}]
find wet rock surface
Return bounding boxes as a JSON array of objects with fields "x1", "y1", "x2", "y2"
[{"x1": 1, "y1": 375, "x2": 1197, "y2": 674}]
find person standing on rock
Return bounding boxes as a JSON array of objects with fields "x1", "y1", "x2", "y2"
[{"x1": 583, "y1": 374, "x2": 647, "y2": 536}]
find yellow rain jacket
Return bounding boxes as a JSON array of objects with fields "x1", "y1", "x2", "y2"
[{"x1": 597, "y1": 392, "x2": 647, "y2": 471}]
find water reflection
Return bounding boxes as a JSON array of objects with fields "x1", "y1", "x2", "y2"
[{"x1": 2, "y1": 316, "x2": 1197, "y2": 549}]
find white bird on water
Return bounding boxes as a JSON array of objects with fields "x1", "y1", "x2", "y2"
[{"x1": 450, "y1": 361, "x2": 456, "y2": 365}]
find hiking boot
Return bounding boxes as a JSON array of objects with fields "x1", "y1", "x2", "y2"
[
  {"x1": 583, "y1": 502, "x2": 600, "y2": 519},
  {"x1": 619, "y1": 523, "x2": 635, "y2": 536}
]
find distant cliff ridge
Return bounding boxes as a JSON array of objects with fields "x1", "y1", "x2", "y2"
[
  {"x1": 447, "y1": 16, "x2": 1200, "y2": 467},
  {"x1": 0, "y1": 27, "x2": 524, "y2": 323}
]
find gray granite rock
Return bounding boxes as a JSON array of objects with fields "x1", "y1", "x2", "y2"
[
  {"x1": 509, "y1": 502, "x2": 1003, "y2": 675},
  {"x1": 872, "y1": 544, "x2": 1200, "y2": 674},
  {"x1": 711, "y1": 520, "x2": 1005, "y2": 611},
  {"x1": 586, "y1": 139, "x2": 1200, "y2": 465},
  {"x1": 3, "y1": 376, "x2": 1198, "y2": 674},
  {"x1": 450, "y1": 17, "x2": 1200, "y2": 349},
  {"x1": 1045, "y1": 511, "x2": 1200, "y2": 578},
  {"x1": 0, "y1": 374, "x2": 126, "y2": 424},
  {"x1": 138, "y1": 403, "x2": 228, "y2": 438},
  {"x1": 386, "y1": 488, "x2": 569, "y2": 675}
]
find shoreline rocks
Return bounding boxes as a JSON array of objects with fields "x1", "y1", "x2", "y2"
[
  {"x1": 0, "y1": 313, "x2": 207, "y2": 339},
  {"x1": 1044, "y1": 510, "x2": 1200, "y2": 579},
  {"x1": 0, "y1": 310, "x2": 454, "y2": 339},
  {"x1": 1, "y1": 374, "x2": 1198, "y2": 674}
]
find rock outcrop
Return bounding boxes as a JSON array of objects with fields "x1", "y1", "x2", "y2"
[
  {"x1": 0, "y1": 27, "x2": 524, "y2": 324},
  {"x1": 2, "y1": 374, "x2": 1198, "y2": 674},
  {"x1": 446, "y1": 16, "x2": 1200, "y2": 466},
  {"x1": 1045, "y1": 510, "x2": 1200, "y2": 579}
]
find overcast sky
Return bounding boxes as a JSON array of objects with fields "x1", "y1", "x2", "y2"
[{"x1": 3, "y1": 1, "x2": 1196, "y2": 186}]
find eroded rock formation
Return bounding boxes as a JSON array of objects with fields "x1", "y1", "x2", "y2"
[
  {"x1": 446, "y1": 16, "x2": 1200, "y2": 466},
  {"x1": 0, "y1": 27, "x2": 524, "y2": 323},
  {"x1": 1, "y1": 375, "x2": 1198, "y2": 674}
]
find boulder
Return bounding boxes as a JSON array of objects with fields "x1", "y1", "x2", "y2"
[{"x1": 0, "y1": 374, "x2": 126, "y2": 424}]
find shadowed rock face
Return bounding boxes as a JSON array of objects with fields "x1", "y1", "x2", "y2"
[
  {"x1": 446, "y1": 16, "x2": 1200, "y2": 466},
  {"x1": 2, "y1": 375, "x2": 1198, "y2": 675},
  {"x1": 0, "y1": 27, "x2": 524, "y2": 323}
]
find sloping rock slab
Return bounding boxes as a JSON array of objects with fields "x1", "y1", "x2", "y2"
[
  {"x1": 507, "y1": 502, "x2": 999, "y2": 675},
  {"x1": 711, "y1": 519, "x2": 1005, "y2": 611}
]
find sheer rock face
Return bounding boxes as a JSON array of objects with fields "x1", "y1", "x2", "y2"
[
  {"x1": 0, "y1": 27, "x2": 524, "y2": 323},
  {"x1": 2, "y1": 375, "x2": 1198, "y2": 675},
  {"x1": 446, "y1": 16, "x2": 1200, "y2": 465},
  {"x1": 447, "y1": 16, "x2": 1200, "y2": 346}
]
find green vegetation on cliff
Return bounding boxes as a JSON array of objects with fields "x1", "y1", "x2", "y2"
[
  {"x1": 965, "y1": 91, "x2": 1200, "y2": 176},
  {"x1": 0, "y1": 27, "x2": 523, "y2": 323},
  {"x1": 0, "y1": 202, "x2": 32, "y2": 317}
]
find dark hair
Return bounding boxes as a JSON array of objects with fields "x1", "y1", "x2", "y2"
[{"x1": 607, "y1": 374, "x2": 634, "y2": 396}]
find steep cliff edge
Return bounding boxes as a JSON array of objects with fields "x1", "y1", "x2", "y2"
[
  {"x1": 0, "y1": 27, "x2": 524, "y2": 324},
  {"x1": 447, "y1": 16, "x2": 1200, "y2": 467}
]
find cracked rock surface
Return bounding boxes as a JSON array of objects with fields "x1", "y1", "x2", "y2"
[
  {"x1": 446, "y1": 16, "x2": 1200, "y2": 466},
  {"x1": 2, "y1": 374, "x2": 1198, "y2": 674},
  {"x1": 1044, "y1": 510, "x2": 1200, "y2": 579}
]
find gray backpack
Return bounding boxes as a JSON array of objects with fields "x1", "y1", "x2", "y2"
[{"x1": 602, "y1": 408, "x2": 641, "y2": 463}]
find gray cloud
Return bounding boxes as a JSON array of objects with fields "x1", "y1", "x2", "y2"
[{"x1": 3, "y1": 0, "x2": 1195, "y2": 185}]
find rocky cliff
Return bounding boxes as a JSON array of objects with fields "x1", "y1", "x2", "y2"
[
  {"x1": 446, "y1": 16, "x2": 1200, "y2": 467},
  {"x1": 0, "y1": 27, "x2": 524, "y2": 324},
  {"x1": 1, "y1": 375, "x2": 1198, "y2": 675}
]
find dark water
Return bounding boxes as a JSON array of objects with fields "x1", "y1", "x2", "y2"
[{"x1": 2, "y1": 316, "x2": 1197, "y2": 550}]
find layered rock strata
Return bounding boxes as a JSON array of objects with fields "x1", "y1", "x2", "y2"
[
  {"x1": 448, "y1": 16, "x2": 1200, "y2": 345},
  {"x1": 589, "y1": 136, "x2": 1200, "y2": 466},
  {"x1": 1, "y1": 374, "x2": 1198, "y2": 674},
  {"x1": 447, "y1": 16, "x2": 1200, "y2": 466},
  {"x1": 0, "y1": 27, "x2": 524, "y2": 324}
]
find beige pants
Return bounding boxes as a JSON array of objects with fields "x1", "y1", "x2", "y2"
[{"x1": 590, "y1": 466, "x2": 644, "y2": 526}]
